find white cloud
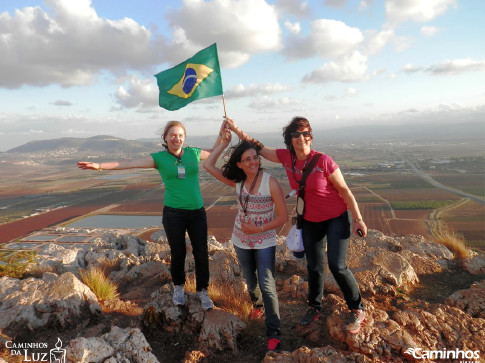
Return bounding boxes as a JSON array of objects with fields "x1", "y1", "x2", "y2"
[
  {"x1": 225, "y1": 83, "x2": 291, "y2": 98},
  {"x1": 114, "y1": 75, "x2": 159, "y2": 111},
  {"x1": 284, "y1": 19, "x2": 363, "y2": 60},
  {"x1": 0, "y1": 0, "x2": 157, "y2": 88},
  {"x1": 302, "y1": 51, "x2": 369, "y2": 83},
  {"x1": 426, "y1": 59, "x2": 485, "y2": 75},
  {"x1": 363, "y1": 29, "x2": 394, "y2": 55},
  {"x1": 385, "y1": 0, "x2": 458, "y2": 28},
  {"x1": 402, "y1": 63, "x2": 421, "y2": 73},
  {"x1": 275, "y1": 0, "x2": 310, "y2": 17},
  {"x1": 323, "y1": 0, "x2": 348, "y2": 7},
  {"x1": 51, "y1": 100, "x2": 73, "y2": 106},
  {"x1": 248, "y1": 95, "x2": 303, "y2": 111},
  {"x1": 421, "y1": 26, "x2": 439, "y2": 37},
  {"x1": 284, "y1": 21, "x2": 301, "y2": 34},
  {"x1": 346, "y1": 88, "x2": 357, "y2": 96},
  {"x1": 164, "y1": 0, "x2": 282, "y2": 68},
  {"x1": 402, "y1": 59, "x2": 485, "y2": 76}
]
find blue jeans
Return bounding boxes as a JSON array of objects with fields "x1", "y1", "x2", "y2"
[
  {"x1": 302, "y1": 210, "x2": 364, "y2": 311},
  {"x1": 234, "y1": 245, "x2": 281, "y2": 338},
  {"x1": 162, "y1": 206, "x2": 209, "y2": 291}
]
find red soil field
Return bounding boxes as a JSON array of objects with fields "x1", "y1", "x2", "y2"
[{"x1": 0, "y1": 205, "x2": 108, "y2": 243}]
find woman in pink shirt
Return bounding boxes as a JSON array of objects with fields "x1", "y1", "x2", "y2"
[{"x1": 226, "y1": 116, "x2": 367, "y2": 334}]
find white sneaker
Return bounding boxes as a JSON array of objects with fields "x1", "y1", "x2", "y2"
[
  {"x1": 197, "y1": 289, "x2": 214, "y2": 310},
  {"x1": 173, "y1": 285, "x2": 185, "y2": 306}
]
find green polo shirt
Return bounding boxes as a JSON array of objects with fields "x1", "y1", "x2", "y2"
[{"x1": 151, "y1": 147, "x2": 203, "y2": 210}]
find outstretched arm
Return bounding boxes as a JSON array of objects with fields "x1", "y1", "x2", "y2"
[
  {"x1": 202, "y1": 126, "x2": 236, "y2": 188},
  {"x1": 77, "y1": 156, "x2": 155, "y2": 171},
  {"x1": 328, "y1": 168, "x2": 368, "y2": 237},
  {"x1": 224, "y1": 117, "x2": 280, "y2": 163}
]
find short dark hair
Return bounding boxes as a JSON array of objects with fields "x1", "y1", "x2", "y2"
[
  {"x1": 221, "y1": 141, "x2": 261, "y2": 183},
  {"x1": 282, "y1": 116, "x2": 312, "y2": 152}
]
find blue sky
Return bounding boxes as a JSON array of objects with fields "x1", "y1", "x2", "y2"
[{"x1": 0, "y1": 0, "x2": 484, "y2": 151}]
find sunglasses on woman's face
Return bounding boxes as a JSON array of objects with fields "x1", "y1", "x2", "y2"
[{"x1": 291, "y1": 131, "x2": 312, "y2": 138}]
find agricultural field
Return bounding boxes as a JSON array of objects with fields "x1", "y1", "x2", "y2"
[{"x1": 0, "y1": 138, "x2": 483, "y2": 251}]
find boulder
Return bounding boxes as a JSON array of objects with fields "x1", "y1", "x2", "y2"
[
  {"x1": 143, "y1": 284, "x2": 245, "y2": 355},
  {"x1": 0, "y1": 272, "x2": 101, "y2": 338},
  {"x1": 463, "y1": 254, "x2": 485, "y2": 275},
  {"x1": 325, "y1": 294, "x2": 485, "y2": 362},
  {"x1": 66, "y1": 326, "x2": 158, "y2": 363},
  {"x1": 445, "y1": 280, "x2": 485, "y2": 318}
]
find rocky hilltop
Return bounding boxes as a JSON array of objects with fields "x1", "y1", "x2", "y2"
[{"x1": 1, "y1": 230, "x2": 484, "y2": 363}]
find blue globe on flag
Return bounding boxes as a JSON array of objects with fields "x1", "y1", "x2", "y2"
[{"x1": 182, "y1": 68, "x2": 197, "y2": 94}]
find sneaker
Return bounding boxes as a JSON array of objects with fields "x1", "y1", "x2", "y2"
[
  {"x1": 267, "y1": 338, "x2": 280, "y2": 352},
  {"x1": 249, "y1": 307, "x2": 264, "y2": 320},
  {"x1": 299, "y1": 307, "x2": 320, "y2": 327},
  {"x1": 172, "y1": 285, "x2": 185, "y2": 306},
  {"x1": 346, "y1": 309, "x2": 365, "y2": 333},
  {"x1": 197, "y1": 289, "x2": 214, "y2": 310}
]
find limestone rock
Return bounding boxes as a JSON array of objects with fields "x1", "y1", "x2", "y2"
[
  {"x1": 325, "y1": 294, "x2": 485, "y2": 362},
  {"x1": 66, "y1": 326, "x2": 158, "y2": 363},
  {"x1": 463, "y1": 254, "x2": 485, "y2": 275},
  {"x1": 445, "y1": 280, "x2": 485, "y2": 318},
  {"x1": 0, "y1": 272, "x2": 101, "y2": 338},
  {"x1": 143, "y1": 284, "x2": 245, "y2": 355}
]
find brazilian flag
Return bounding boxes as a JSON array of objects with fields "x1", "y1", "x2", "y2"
[{"x1": 155, "y1": 43, "x2": 223, "y2": 111}]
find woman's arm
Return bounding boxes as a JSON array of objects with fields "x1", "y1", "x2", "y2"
[
  {"x1": 202, "y1": 128, "x2": 236, "y2": 188},
  {"x1": 200, "y1": 122, "x2": 227, "y2": 160},
  {"x1": 328, "y1": 168, "x2": 368, "y2": 237},
  {"x1": 224, "y1": 117, "x2": 280, "y2": 163},
  {"x1": 240, "y1": 176, "x2": 289, "y2": 235},
  {"x1": 77, "y1": 156, "x2": 155, "y2": 171}
]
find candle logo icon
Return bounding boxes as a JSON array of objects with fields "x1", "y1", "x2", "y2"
[{"x1": 50, "y1": 337, "x2": 66, "y2": 363}]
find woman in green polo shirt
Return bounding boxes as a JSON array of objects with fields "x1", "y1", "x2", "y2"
[{"x1": 77, "y1": 120, "x2": 221, "y2": 310}]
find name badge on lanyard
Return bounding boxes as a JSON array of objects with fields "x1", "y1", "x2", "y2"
[{"x1": 178, "y1": 165, "x2": 186, "y2": 179}]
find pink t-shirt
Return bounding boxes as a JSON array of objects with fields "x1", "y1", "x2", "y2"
[{"x1": 276, "y1": 149, "x2": 347, "y2": 222}]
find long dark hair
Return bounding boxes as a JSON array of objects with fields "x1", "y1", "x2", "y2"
[
  {"x1": 221, "y1": 141, "x2": 262, "y2": 183},
  {"x1": 282, "y1": 116, "x2": 312, "y2": 153}
]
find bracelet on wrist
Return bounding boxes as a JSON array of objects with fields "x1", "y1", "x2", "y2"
[
  {"x1": 98, "y1": 163, "x2": 102, "y2": 172},
  {"x1": 260, "y1": 226, "x2": 264, "y2": 233},
  {"x1": 354, "y1": 218, "x2": 363, "y2": 223}
]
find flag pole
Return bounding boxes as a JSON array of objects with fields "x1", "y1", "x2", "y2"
[{"x1": 222, "y1": 94, "x2": 227, "y2": 118}]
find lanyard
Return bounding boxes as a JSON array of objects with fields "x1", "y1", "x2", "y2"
[
  {"x1": 167, "y1": 149, "x2": 183, "y2": 165},
  {"x1": 239, "y1": 168, "x2": 261, "y2": 215},
  {"x1": 291, "y1": 153, "x2": 311, "y2": 184}
]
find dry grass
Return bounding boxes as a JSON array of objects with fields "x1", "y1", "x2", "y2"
[
  {"x1": 433, "y1": 228, "x2": 470, "y2": 262},
  {"x1": 186, "y1": 275, "x2": 253, "y2": 322},
  {"x1": 80, "y1": 266, "x2": 119, "y2": 301}
]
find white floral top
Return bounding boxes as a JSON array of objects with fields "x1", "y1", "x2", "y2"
[{"x1": 231, "y1": 172, "x2": 276, "y2": 249}]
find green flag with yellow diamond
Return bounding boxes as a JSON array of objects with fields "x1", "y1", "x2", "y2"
[{"x1": 155, "y1": 43, "x2": 223, "y2": 111}]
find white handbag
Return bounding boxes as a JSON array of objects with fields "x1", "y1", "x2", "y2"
[{"x1": 286, "y1": 224, "x2": 304, "y2": 252}]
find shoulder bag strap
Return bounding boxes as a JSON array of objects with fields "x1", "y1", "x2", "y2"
[{"x1": 298, "y1": 153, "x2": 322, "y2": 198}]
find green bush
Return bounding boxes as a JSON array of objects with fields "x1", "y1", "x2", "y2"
[{"x1": 0, "y1": 250, "x2": 37, "y2": 279}]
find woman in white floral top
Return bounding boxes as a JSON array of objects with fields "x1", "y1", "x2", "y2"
[{"x1": 204, "y1": 127, "x2": 288, "y2": 352}]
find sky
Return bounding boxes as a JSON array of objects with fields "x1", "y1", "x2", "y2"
[{"x1": 0, "y1": 0, "x2": 484, "y2": 151}]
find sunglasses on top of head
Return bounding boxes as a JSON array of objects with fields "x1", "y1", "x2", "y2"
[{"x1": 291, "y1": 131, "x2": 312, "y2": 138}]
